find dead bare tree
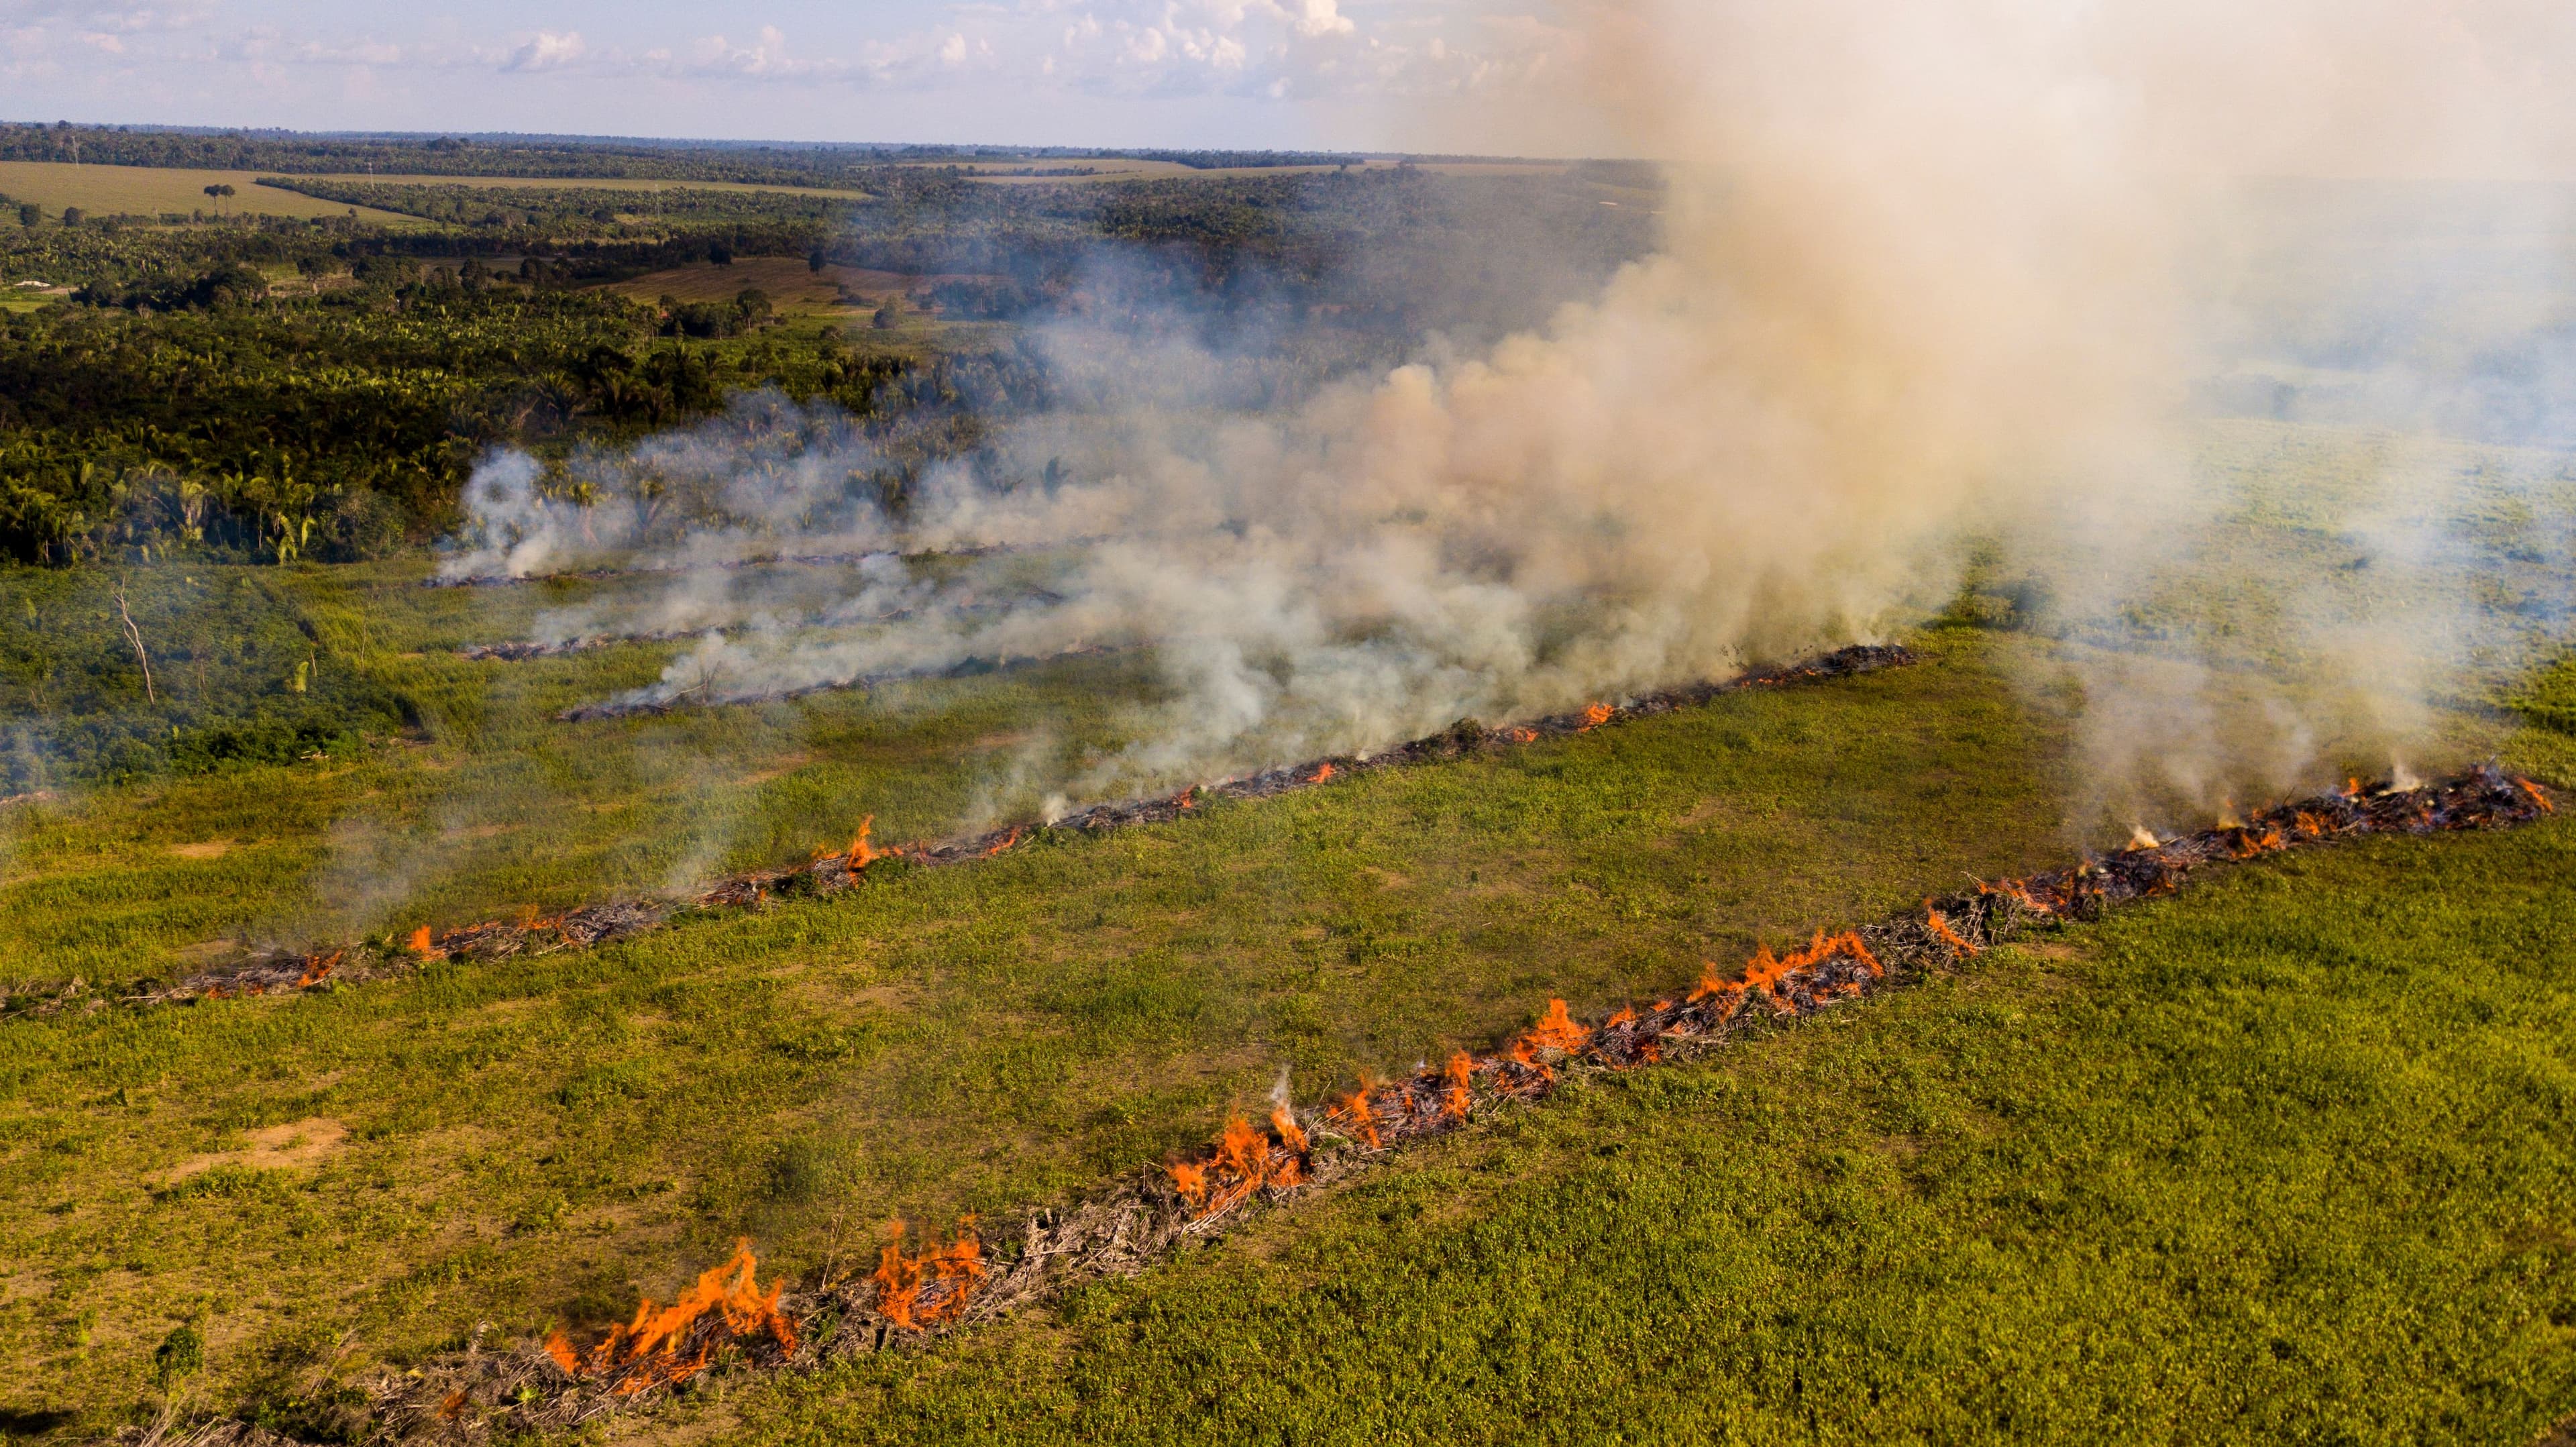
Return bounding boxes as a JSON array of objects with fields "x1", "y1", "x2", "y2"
[{"x1": 113, "y1": 576, "x2": 156, "y2": 704}]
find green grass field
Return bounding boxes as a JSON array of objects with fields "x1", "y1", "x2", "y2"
[
  {"x1": 0, "y1": 162, "x2": 416, "y2": 224},
  {"x1": 709, "y1": 818, "x2": 2576, "y2": 1446},
  {"x1": 0, "y1": 415, "x2": 2570, "y2": 1440},
  {"x1": 592, "y1": 256, "x2": 994, "y2": 319},
  {"x1": 299, "y1": 172, "x2": 871, "y2": 200}
]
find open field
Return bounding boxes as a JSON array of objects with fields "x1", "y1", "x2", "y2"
[
  {"x1": 708, "y1": 816, "x2": 2576, "y2": 1446},
  {"x1": 0, "y1": 619, "x2": 2565, "y2": 1435},
  {"x1": 0, "y1": 161, "x2": 415, "y2": 223},
  {"x1": 0, "y1": 319, "x2": 2571, "y2": 1447},
  {"x1": 944, "y1": 157, "x2": 1576, "y2": 184},
  {"x1": 299, "y1": 172, "x2": 871, "y2": 200},
  {"x1": 0, "y1": 627, "x2": 2076, "y2": 1426},
  {"x1": 0, "y1": 573, "x2": 2565, "y2": 1431},
  {"x1": 0, "y1": 157, "x2": 1575, "y2": 221},
  {"x1": 591, "y1": 256, "x2": 991, "y2": 314}
]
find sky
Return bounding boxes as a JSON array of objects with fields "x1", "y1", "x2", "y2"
[{"x1": 0, "y1": 0, "x2": 1613, "y2": 154}]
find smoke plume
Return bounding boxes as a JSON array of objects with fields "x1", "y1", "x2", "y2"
[{"x1": 448, "y1": 0, "x2": 2576, "y2": 834}]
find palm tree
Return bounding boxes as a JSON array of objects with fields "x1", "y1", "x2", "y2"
[{"x1": 202, "y1": 183, "x2": 235, "y2": 218}]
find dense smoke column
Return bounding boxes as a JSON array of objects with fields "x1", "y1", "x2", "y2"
[{"x1": 445, "y1": 1, "x2": 2576, "y2": 826}]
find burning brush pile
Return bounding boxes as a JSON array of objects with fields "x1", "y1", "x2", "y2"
[
  {"x1": 339, "y1": 763, "x2": 2550, "y2": 1442},
  {"x1": 20, "y1": 645, "x2": 1910, "y2": 1019}
]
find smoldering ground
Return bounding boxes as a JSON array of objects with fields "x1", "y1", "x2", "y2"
[{"x1": 440, "y1": 0, "x2": 2576, "y2": 863}]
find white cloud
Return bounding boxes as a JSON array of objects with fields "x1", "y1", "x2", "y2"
[
  {"x1": 1282, "y1": 0, "x2": 1354, "y2": 41},
  {"x1": 0, "y1": 1, "x2": 1572, "y2": 126},
  {"x1": 0, "y1": 1, "x2": 209, "y2": 31},
  {"x1": 0, "y1": 0, "x2": 209, "y2": 78},
  {"x1": 502, "y1": 30, "x2": 586, "y2": 73}
]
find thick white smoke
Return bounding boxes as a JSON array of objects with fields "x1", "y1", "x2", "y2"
[{"x1": 445, "y1": 0, "x2": 2576, "y2": 824}]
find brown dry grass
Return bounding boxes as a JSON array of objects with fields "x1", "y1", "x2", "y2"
[{"x1": 164, "y1": 1118, "x2": 349, "y2": 1183}]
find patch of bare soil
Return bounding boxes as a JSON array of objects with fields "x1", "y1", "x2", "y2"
[
  {"x1": 743, "y1": 753, "x2": 814, "y2": 785},
  {"x1": 166, "y1": 1118, "x2": 349, "y2": 1183}
]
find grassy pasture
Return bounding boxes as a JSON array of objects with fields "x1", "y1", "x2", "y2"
[
  {"x1": 0, "y1": 627, "x2": 2098, "y2": 1428},
  {"x1": 591, "y1": 256, "x2": 978, "y2": 315},
  {"x1": 0, "y1": 630, "x2": 2562, "y2": 1436},
  {"x1": 0, "y1": 162, "x2": 415, "y2": 224},
  {"x1": 0, "y1": 413, "x2": 2567, "y2": 1436},
  {"x1": 0, "y1": 161, "x2": 873, "y2": 223},
  {"x1": 299, "y1": 172, "x2": 871, "y2": 201},
  {"x1": 947, "y1": 158, "x2": 1576, "y2": 184},
  {"x1": 711, "y1": 816, "x2": 2576, "y2": 1447}
]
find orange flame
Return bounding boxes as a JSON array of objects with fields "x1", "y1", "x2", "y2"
[
  {"x1": 546, "y1": 1238, "x2": 796, "y2": 1393},
  {"x1": 847, "y1": 815, "x2": 896, "y2": 871},
  {"x1": 1270, "y1": 1104, "x2": 1309, "y2": 1155},
  {"x1": 1687, "y1": 960, "x2": 1739, "y2": 1004},
  {"x1": 1441, "y1": 1049, "x2": 1474, "y2": 1120},
  {"x1": 1924, "y1": 904, "x2": 1979, "y2": 958},
  {"x1": 1690, "y1": 930, "x2": 1882, "y2": 1016},
  {"x1": 407, "y1": 925, "x2": 437, "y2": 957},
  {"x1": 1507, "y1": 1036, "x2": 1550, "y2": 1083},
  {"x1": 871, "y1": 1220, "x2": 985, "y2": 1332},
  {"x1": 1507, "y1": 727, "x2": 1538, "y2": 743},
  {"x1": 1997, "y1": 877, "x2": 2051, "y2": 915},
  {"x1": 1521, "y1": 998, "x2": 1591, "y2": 1053},
  {"x1": 1172, "y1": 1111, "x2": 1311, "y2": 1220},
  {"x1": 981, "y1": 827, "x2": 1022, "y2": 858},
  {"x1": 2229, "y1": 825, "x2": 2285, "y2": 860},
  {"x1": 1331, "y1": 1087, "x2": 1381, "y2": 1149},
  {"x1": 1312, "y1": 762, "x2": 1335, "y2": 783},
  {"x1": 1577, "y1": 702, "x2": 1613, "y2": 732},
  {"x1": 296, "y1": 952, "x2": 341, "y2": 988},
  {"x1": 2521, "y1": 779, "x2": 2555, "y2": 814},
  {"x1": 1605, "y1": 1006, "x2": 1637, "y2": 1030}
]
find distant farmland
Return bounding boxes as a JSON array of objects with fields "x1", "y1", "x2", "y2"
[
  {"x1": 0, "y1": 160, "x2": 416, "y2": 223},
  {"x1": 0, "y1": 162, "x2": 875, "y2": 223}
]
